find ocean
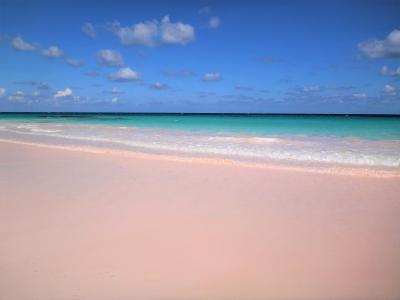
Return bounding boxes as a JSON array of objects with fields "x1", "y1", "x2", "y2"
[{"x1": 1, "y1": 113, "x2": 400, "y2": 169}]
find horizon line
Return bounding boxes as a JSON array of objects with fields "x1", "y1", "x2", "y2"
[{"x1": 1, "y1": 112, "x2": 400, "y2": 117}]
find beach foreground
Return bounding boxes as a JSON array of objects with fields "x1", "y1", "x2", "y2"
[{"x1": 1, "y1": 141, "x2": 400, "y2": 300}]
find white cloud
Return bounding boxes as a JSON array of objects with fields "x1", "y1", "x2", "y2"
[
  {"x1": 54, "y1": 88, "x2": 73, "y2": 99},
  {"x1": 303, "y1": 85, "x2": 320, "y2": 92},
  {"x1": 150, "y1": 81, "x2": 168, "y2": 90},
  {"x1": 109, "y1": 67, "x2": 140, "y2": 82},
  {"x1": 110, "y1": 20, "x2": 158, "y2": 47},
  {"x1": 97, "y1": 49, "x2": 124, "y2": 67},
  {"x1": 4, "y1": 88, "x2": 48, "y2": 104},
  {"x1": 202, "y1": 72, "x2": 221, "y2": 81},
  {"x1": 161, "y1": 15, "x2": 195, "y2": 45},
  {"x1": 109, "y1": 16, "x2": 195, "y2": 47},
  {"x1": 381, "y1": 65, "x2": 390, "y2": 75},
  {"x1": 65, "y1": 58, "x2": 84, "y2": 67},
  {"x1": 8, "y1": 91, "x2": 25, "y2": 102},
  {"x1": 41, "y1": 46, "x2": 64, "y2": 58},
  {"x1": 38, "y1": 82, "x2": 49, "y2": 89},
  {"x1": 0, "y1": 88, "x2": 6, "y2": 97},
  {"x1": 111, "y1": 97, "x2": 118, "y2": 104},
  {"x1": 207, "y1": 16, "x2": 220, "y2": 29},
  {"x1": 82, "y1": 23, "x2": 96, "y2": 38},
  {"x1": 358, "y1": 29, "x2": 400, "y2": 59},
  {"x1": 352, "y1": 93, "x2": 368, "y2": 99},
  {"x1": 381, "y1": 65, "x2": 400, "y2": 76},
  {"x1": 11, "y1": 36, "x2": 34, "y2": 51},
  {"x1": 111, "y1": 87, "x2": 122, "y2": 94},
  {"x1": 383, "y1": 84, "x2": 397, "y2": 95},
  {"x1": 383, "y1": 84, "x2": 396, "y2": 95}
]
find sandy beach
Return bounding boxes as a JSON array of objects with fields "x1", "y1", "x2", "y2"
[{"x1": 1, "y1": 140, "x2": 400, "y2": 300}]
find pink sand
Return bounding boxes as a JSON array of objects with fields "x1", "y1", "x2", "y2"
[{"x1": 1, "y1": 141, "x2": 400, "y2": 300}]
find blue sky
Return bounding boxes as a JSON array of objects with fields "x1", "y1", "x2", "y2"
[{"x1": 0, "y1": 0, "x2": 400, "y2": 113}]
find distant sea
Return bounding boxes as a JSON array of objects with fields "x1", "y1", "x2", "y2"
[{"x1": 1, "y1": 113, "x2": 400, "y2": 168}]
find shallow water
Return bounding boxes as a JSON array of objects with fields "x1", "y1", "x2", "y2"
[
  {"x1": 1, "y1": 113, "x2": 400, "y2": 139},
  {"x1": 1, "y1": 114, "x2": 399, "y2": 169}
]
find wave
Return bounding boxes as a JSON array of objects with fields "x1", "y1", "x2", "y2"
[{"x1": 0, "y1": 121, "x2": 399, "y2": 168}]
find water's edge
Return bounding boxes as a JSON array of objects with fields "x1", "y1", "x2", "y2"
[
  {"x1": 1, "y1": 120, "x2": 399, "y2": 173},
  {"x1": 1, "y1": 138, "x2": 399, "y2": 178}
]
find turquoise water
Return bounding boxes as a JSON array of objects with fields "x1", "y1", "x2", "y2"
[
  {"x1": 1, "y1": 113, "x2": 400, "y2": 140},
  {"x1": 1, "y1": 113, "x2": 400, "y2": 168}
]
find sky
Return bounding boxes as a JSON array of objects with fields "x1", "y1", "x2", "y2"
[{"x1": 0, "y1": 0, "x2": 400, "y2": 113}]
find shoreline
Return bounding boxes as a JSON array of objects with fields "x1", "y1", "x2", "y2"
[
  {"x1": 1, "y1": 138, "x2": 399, "y2": 178},
  {"x1": 1, "y1": 118, "x2": 400, "y2": 172}
]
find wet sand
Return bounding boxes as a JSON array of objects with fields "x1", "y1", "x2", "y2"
[{"x1": 1, "y1": 141, "x2": 400, "y2": 300}]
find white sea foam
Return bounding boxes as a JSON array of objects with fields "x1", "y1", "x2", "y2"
[
  {"x1": 208, "y1": 136, "x2": 283, "y2": 144},
  {"x1": 16, "y1": 124, "x2": 37, "y2": 129},
  {"x1": 30, "y1": 128, "x2": 61, "y2": 133},
  {"x1": 1, "y1": 121, "x2": 399, "y2": 168}
]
